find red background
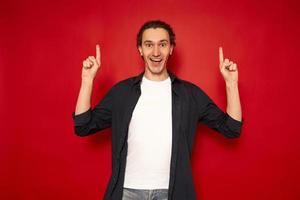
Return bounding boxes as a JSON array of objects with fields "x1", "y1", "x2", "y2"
[{"x1": 1, "y1": 0, "x2": 299, "y2": 199}]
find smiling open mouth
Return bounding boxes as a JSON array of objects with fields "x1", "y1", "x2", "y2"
[{"x1": 150, "y1": 58, "x2": 163, "y2": 63}]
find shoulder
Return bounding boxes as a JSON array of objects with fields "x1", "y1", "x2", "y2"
[
  {"x1": 108, "y1": 75, "x2": 137, "y2": 94},
  {"x1": 114, "y1": 76, "x2": 136, "y2": 87},
  {"x1": 177, "y1": 78, "x2": 204, "y2": 93},
  {"x1": 176, "y1": 78, "x2": 211, "y2": 102}
]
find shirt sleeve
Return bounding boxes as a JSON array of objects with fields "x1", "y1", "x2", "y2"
[
  {"x1": 71, "y1": 87, "x2": 114, "y2": 137},
  {"x1": 193, "y1": 85, "x2": 243, "y2": 138}
]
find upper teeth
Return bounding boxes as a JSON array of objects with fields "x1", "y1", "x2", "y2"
[{"x1": 151, "y1": 58, "x2": 162, "y2": 62}]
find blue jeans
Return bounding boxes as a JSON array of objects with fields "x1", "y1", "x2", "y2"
[{"x1": 122, "y1": 187, "x2": 168, "y2": 200}]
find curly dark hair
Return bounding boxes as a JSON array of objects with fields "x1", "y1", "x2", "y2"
[{"x1": 136, "y1": 20, "x2": 176, "y2": 48}]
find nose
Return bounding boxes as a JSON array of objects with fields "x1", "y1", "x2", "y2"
[{"x1": 153, "y1": 45, "x2": 161, "y2": 57}]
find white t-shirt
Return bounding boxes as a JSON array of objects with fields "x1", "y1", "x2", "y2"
[{"x1": 123, "y1": 75, "x2": 172, "y2": 189}]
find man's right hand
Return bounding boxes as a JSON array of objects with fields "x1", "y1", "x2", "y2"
[
  {"x1": 75, "y1": 44, "x2": 101, "y2": 115},
  {"x1": 82, "y1": 44, "x2": 101, "y2": 81}
]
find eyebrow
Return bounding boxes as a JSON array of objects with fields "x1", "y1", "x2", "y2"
[{"x1": 143, "y1": 40, "x2": 169, "y2": 43}]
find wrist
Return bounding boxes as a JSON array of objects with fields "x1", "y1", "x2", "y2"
[
  {"x1": 225, "y1": 81, "x2": 238, "y2": 88},
  {"x1": 81, "y1": 78, "x2": 94, "y2": 86}
]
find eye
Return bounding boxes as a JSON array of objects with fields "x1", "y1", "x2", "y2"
[
  {"x1": 160, "y1": 43, "x2": 167, "y2": 47},
  {"x1": 145, "y1": 43, "x2": 153, "y2": 48}
]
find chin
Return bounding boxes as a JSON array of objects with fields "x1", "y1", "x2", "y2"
[{"x1": 148, "y1": 66, "x2": 165, "y2": 74}]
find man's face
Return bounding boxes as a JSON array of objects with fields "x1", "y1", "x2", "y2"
[{"x1": 138, "y1": 28, "x2": 173, "y2": 76}]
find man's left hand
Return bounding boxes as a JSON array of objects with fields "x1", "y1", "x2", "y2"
[{"x1": 219, "y1": 47, "x2": 238, "y2": 83}]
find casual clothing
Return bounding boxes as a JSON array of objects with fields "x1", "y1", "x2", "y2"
[
  {"x1": 72, "y1": 70, "x2": 243, "y2": 200},
  {"x1": 123, "y1": 76, "x2": 172, "y2": 189},
  {"x1": 122, "y1": 187, "x2": 168, "y2": 200}
]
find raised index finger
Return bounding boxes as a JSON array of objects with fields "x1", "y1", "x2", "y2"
[
  {"x1": 219, "y1": 47, "x2": 224, "y2": 64},
  {"x1": 96, "y1": 44, "x2": 101, "y2": 64}
]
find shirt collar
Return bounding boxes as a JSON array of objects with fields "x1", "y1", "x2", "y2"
[{"x1": 133, "y1": 69, "x2": 178, "y2": 85}]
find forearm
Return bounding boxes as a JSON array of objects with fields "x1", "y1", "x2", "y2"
[
  {"x1": 75, "y1": 78, "x2": 94, "y2": 115},
  {"x1": 225, "y1": 81, "x2": 242, "y2": 121}
]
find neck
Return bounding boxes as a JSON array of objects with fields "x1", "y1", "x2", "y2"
[{"x1": 144, "y1": 68, "x2": 169, "y2": 81}]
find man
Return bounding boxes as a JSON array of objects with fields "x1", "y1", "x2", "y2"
[{"x1": 72, "y1": 20, "x2": 242, "y2": 200}]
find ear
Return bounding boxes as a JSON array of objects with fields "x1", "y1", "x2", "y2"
[
  {"x1": 170, "y1": 45, "x2": 174, "y2": 55},
  {"x1": 138, "y1": 46, "x2": 143, "y2": 56}
]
